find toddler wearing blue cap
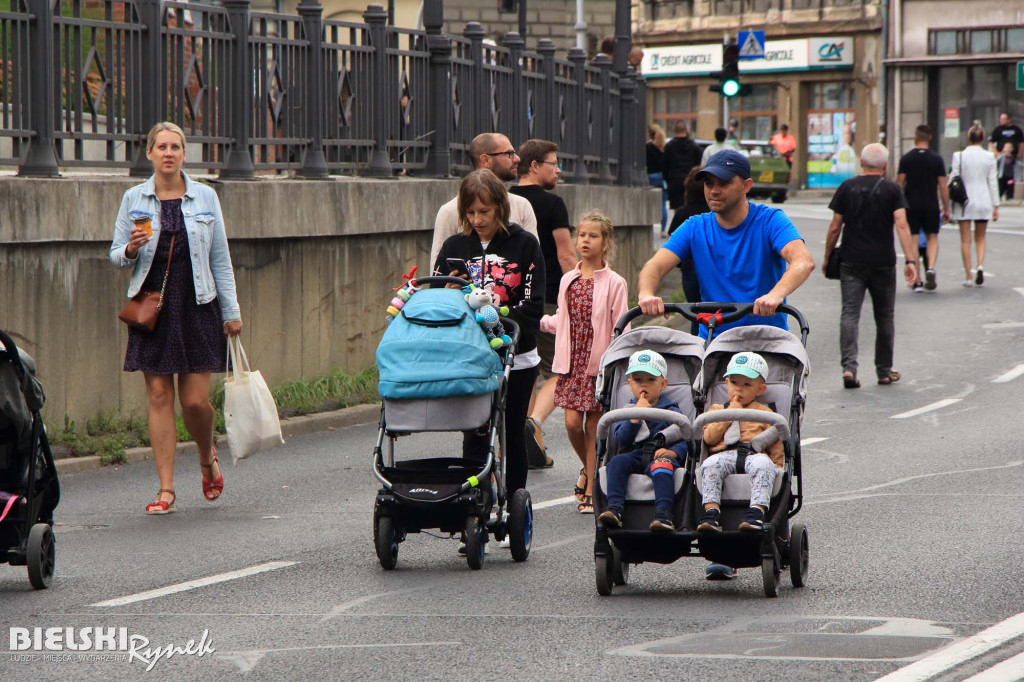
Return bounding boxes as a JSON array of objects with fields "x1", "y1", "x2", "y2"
[{"x1": 696, "y1": 351, "x2": 784, "y2": 533}]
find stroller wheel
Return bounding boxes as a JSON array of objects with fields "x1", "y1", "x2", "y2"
[
  {"x1": 375, "y1": 516, "x2": 399, "y2": 570},
  {"x1": 27, "y1": 523, "x2": 55, "y2": 590},
  {"x1": 761, "y1": 555, "x2": 780, "y2": 598},
  {"x1": 507, "y1": 489, "x2": 532, "y2": 562},
  {"x1": 611, "y1": 544, "x2": 629, "y2": 586},
  {"x1": 789, "y1": 523, "x2": 809, "y2": 588},
  {"x1": 465, "y1": 516, "x2": 485, "y2": 570},
  {"x1": 595, "y1": 554, "x2": 613, "y2": 596}
]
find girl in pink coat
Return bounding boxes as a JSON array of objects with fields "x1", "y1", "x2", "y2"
[{"x1": 540, "y1": 211, "x2": 629, "y2": 513}]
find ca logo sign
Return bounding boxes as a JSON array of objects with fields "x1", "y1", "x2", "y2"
[{"x1": 817, "y1": 42, "x2": 844, "y2": 61}]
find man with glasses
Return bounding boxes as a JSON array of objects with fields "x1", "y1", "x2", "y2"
[
  {"x1": 511, "y1": 139, "x2": 575, "y2": 470},
  {"x1": 429, "y1": 133, "x2": 539, "y2": 268}
]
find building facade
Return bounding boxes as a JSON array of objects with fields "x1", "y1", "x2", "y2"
[
  {"x1": 634, "y1": 0, "x2": 884, "y2": 189},
  {"x1": 885, "y1": 0, "x2": 1023, "y2": 170}
]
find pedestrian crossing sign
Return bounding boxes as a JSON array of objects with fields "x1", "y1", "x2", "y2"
[{"x1": 738, "y1": 31, "x2": 766, "y2": 60}]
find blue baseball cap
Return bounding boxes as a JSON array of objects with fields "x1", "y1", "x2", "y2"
[{"x1": 697, "y1": 149, "x2": 751, "y2": 181}]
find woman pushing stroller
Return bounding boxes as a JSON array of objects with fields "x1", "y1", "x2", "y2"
[{"x1": 433, "y1": 170, "x2": 545, "y2": 498}]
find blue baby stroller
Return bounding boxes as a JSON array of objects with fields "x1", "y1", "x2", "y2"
[
  {"x1": 592, "y1": 303, "x2": 811, "y2": 598},
  {"x1": 372, "y1": 278, "x2": 531, "y2": 570},
  {"x1": 0, "y1": 329, "x2": 60, "y2": 589}
]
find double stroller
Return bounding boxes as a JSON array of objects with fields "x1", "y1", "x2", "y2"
[
  {"x1": 0, "y1": 329, "x2": 60, "y2": 589},
  {"x1": 591, "y1": 303, "x2": 810, "y2": 597},
  {"x1": 372, "y1": 279, "x2": 532, "y2": 570}
]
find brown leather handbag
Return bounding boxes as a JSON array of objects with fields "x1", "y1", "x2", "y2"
[{"x1": 118, "y1": 234, "x2": 176, "y2": 332}]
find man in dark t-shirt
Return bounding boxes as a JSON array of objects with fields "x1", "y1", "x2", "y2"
[
  {"x1": 663, "y1": 121, "x2": 703, "y2": 210},
  {"x1": 990, "y1": 112, "x2": 1024, "y2": 159},
  {"x1": 511, "y1": 139, "x2": 574, "y2": 469},
  {"x1": 825, "y1": 143, "x2": 919, "y2": 389},
  {"x1": 896, "y1": 124, "x2": 949, "y2": 292}
]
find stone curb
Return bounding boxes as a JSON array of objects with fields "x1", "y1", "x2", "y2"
[{"x1": 53, "y1": 403, "x2": 381, "y2": 475}]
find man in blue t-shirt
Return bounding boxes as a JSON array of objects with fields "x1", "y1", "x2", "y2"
[{"x1": 637, "y1": 150, "x2": 815, "y2": 338}]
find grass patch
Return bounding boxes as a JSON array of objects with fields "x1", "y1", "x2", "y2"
[{"x1": 51, "y1": 366, "x2": 380, "y2": 463}]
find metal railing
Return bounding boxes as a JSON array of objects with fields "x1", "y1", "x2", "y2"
[{"x1": 4, "y1": 0, "x2": 647, "y2": 185}]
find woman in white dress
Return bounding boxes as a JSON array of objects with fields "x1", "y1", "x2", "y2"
[{"x1": 950, "y1": 122, "x2": 999, "y2": 287}]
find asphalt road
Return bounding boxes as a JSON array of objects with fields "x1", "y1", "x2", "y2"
[{"x1": 3, "y1": 200, "x2": 1024, "y2": 681}]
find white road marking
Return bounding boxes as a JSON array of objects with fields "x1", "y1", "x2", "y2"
[
  {"x1": 874, "y1": 611, "x2": 1024, "y2": 681},
  {"x1": 982, "y1": 322, "x2": 1024, "y2": 330},
  {"x1": 90, "y1": 561, "x2": 298, "y2": 607},
  {"x1": 891, "y1": 399, "x2": 962, "y2": 419},
  {"x1": 533, "y1": 495, "x2": 577, "y2": 510},
  {"x1": 992, "y1": 364, "x2": 1024, "y2": 383},
  {"x1": 962, "y1": 650, "x2": 1024, "y2": 681},
  {"x1": 811, "y1": 461, "x2": 1023, "y2": 504},
  {"x1": 1014, "y1": 287, "x2": 1024, "y2": 298},
  {"x1": 801, "y1": 437, "x2": 829, "y2": 446}
]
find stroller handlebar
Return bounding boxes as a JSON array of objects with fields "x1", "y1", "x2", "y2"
[
  {"x1": 0, "y1": 328, "x2": 28, "y2": 381},
  {"x1": 613, "y1": 302, "x2": 809, "y2": 345},
  {"x1": 693, "y1": 409, "x2": 791, "y2": 442},
  {"x1": 596, "y1": 408, "x2": 692, "y2": 441}
]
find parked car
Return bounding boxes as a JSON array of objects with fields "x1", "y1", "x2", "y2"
[
  {"x1": 693, "y1": 139, "x2": 790, "y2": 204},
  {"x1": 741, "y1": 140, "x2": 790, "y2": 204}
]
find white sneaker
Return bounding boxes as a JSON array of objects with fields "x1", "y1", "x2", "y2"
[{"x1": 962, "y1": 280, "x2": 974, "y2": 288}]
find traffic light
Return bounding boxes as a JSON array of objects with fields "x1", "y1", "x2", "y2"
[{"x1": 709, "y1": 42, "x2": 751, "y2": 98}]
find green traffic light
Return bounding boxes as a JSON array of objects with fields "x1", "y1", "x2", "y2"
[{"x1": 722, "y1": 79, "x2": 740, "y2": 97}]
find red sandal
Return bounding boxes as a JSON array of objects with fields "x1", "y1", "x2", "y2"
[
  {"x1": 145, "y1": 489, "x2": 176, "y2": 515},
  {"x1": 200, "y1": 448, "x2": 224, "y2": 502}
]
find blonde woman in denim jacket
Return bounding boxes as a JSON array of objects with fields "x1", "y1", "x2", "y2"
[{"x1": 110, "y1": 122, "x2": 242, "y2": 515}]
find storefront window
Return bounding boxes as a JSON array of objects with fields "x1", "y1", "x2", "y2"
[
  {"x1": 806, "y1": 81, "x2": 856, "y2": 189},
  {"x1": 932, "y1": 64, "x2": 1022, "y2": 162},
  {"x1": 651, "y1": 87, "x2": 697, "y2": 138},
  {"x1": 810, "y1": 81, "x2": 855, "y2": 110},
  {"x1": 731, "y1": 85, "x2": 776, "y2": 141},
  {"x1": 929, "y1": 26, "x2": 1024, "y2": 54}
]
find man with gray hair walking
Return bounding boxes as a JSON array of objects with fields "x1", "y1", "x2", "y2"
[{"x1": 823, "y1": 143, "x2": 920, "y2": 389}]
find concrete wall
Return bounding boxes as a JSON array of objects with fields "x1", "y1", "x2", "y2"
[{"x1": 0, "y1": 176, "x2": 659, "y2": 424}]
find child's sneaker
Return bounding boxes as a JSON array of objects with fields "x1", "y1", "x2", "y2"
[
  {"x1": 697, "y1": 508, "x2": 722, "y2": 532},
  {"x1": 597, "y1": 507, "x2": 623, "y2": 528},
  {"x1": 738, "y1": 506, "x2": 765, "y2": 531},
  {"x1": 649, "y1": 511, "x2": 675, "y2": 532}
]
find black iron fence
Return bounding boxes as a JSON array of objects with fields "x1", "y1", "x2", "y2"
[{"x1": 0, "y1": 0, "x2": 647, "y2": 185}]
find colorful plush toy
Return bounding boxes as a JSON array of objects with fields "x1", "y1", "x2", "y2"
[
  {"x1": 385, "y1": 266, "x2": 419, "y2": 322},
  {"x1": 465, "y1": 286, "x2": 511, "y2": 349}
]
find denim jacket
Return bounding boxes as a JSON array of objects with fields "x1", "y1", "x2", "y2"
[{"x1": 109, "y1": 171, "x2": 241, "y2": 322}]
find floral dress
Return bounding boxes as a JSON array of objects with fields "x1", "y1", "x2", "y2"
[
  {"x1": 124, "y1": 198, "x2": 225, "y2": 374},
  {"x1": 553, "y1": 276, "x2": 601, "y2": 412}
]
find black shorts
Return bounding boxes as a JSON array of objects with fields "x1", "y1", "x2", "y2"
[{"x1": 907, "y1": 209, "x2": 941, "y2": 235}]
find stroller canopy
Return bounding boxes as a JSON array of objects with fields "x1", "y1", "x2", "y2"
[{"x1": 377, "y1": 287, "x2": 503, "y2": 400}]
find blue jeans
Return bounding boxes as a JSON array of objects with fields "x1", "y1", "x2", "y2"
[
  {"x1": 839, "y1": 262, "x2": 896, "y2": 378},
  {"x1": 648, "y1": 172, "x2": 667, "y2": 233},
  {"x1": 604, "y1": 449, "x2": 677, "y2": 513}
]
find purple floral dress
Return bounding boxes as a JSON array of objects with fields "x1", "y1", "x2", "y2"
[
  {"x1": 124, "y1": 198, "x2": 226, "y2": 374},
  {"x1": 554, "y1": 277, "x2": 601, "y2": 412}
]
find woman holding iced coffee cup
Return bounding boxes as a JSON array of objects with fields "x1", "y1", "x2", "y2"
[{"x1": 110, "y1": 121, "x2": 242, "y2": 515}]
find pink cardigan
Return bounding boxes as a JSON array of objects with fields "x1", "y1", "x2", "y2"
[{"x1": 540, "y1": 262, "x2": 630, "y2": 377}]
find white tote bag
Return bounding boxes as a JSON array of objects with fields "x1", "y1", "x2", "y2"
[{"x1": 224, "y1": 336, "x2": 284, "y2": 465}]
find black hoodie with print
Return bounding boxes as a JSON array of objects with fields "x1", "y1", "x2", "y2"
[{"x1": 432, "y1": 222, "x2": 545, "y2": 354}]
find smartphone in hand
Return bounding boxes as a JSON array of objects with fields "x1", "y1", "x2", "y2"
[{"x1": 446, "y1": 258, "x2": 469, "y2": 278}]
